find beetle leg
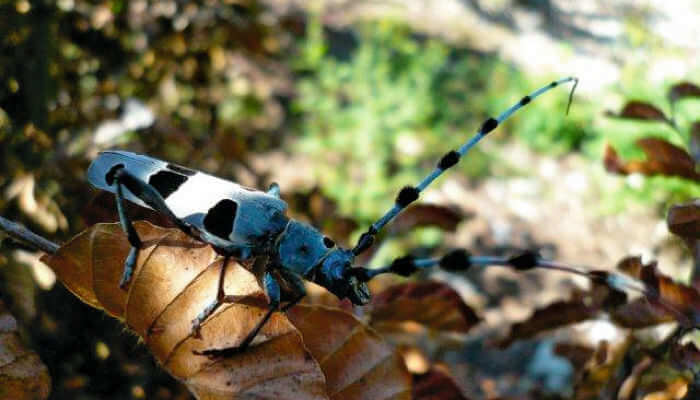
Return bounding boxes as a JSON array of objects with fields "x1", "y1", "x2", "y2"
[
  {"x1": 112, "y1": 167, "x2": 197, "y2": 288},
  {"x1": 277, "y1": 268, "x2": 307, "y2": 312},
  {"x1": 195, "y1": 269, "x2": 306, "y2": 358},
  {"x1": 190, "y1": 256, "x2": 231, "y2": 338},
  {"x1": 197, "y1": 230, "x2": 253, "y2": 259},
  {"x1": 112, "y1": 168, "x2": 192, "y2": 235},
  {"x1": 190, "y1": 256, "x2": 269, "y2": 339},
  {"x1": 114, "y1": 171, "x2": 143, "y2": 288},
  {"x1": 235, "y1": 271, "x2": 281, "y2": 351}
]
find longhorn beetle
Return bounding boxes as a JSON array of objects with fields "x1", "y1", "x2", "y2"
[{"x1": 87, "y1": 77, "x2": 578, "y2": 355}]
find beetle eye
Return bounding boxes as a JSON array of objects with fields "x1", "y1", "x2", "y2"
[{"x1": 323, "y1": 236, "x2": 335, "y2": 248}]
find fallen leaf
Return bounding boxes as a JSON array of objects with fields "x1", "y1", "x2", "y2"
[
  {"x1": 412, "y1": 367, "x2": 470, "y2": 400},
  {"x1": 495, "y1": 296, "x2": 599, "y2": 348},
  {"x1": 612, "y1": 257, "x2": 700, "y2": 328},
  {"x1": 0, "y1": 300, "x2": 51, "y2": 400},
  {"x1": 369, "y1": 281, "x2": 481, "y2": 334},
  {"x1": 288, "y1": 305, "x2": 412, "y2": 400},
  {"x1": 41, "y1": 222, "x2": 328, "y2": 399}
]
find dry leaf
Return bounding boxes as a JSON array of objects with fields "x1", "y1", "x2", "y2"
[
  {"x1": 41, "y1": 222, "x2": 327, "y2": 399},
  {"x1": 412, "y1": 367, "x2": 470, "y2": 400},
  {"x1": 0, "y1": 300, "x2": 51, "y2": 400},
  {"x1": 39, "y1": 221, "x2": 414, "y2": 399},
  {"x1": 603, "y1": 138, "x2": 699, "y2": 181},
  {"x1": 288, "y1": 305, "x2": 412, "y2": 400},
  {"x1": 606, "y1": 101, "x2": 670, "y2": 123},
  {"x1": 495, "y1": 296, "x2": 599, "y2": 348},
  {"x1": 668, "y1": 82, "x2": 700, "y2": 103},
  {"x1": 667, "y1": 200, "x2": 700, "y2": 240},
  {"x1": 368, "y1": 281, "x2": 480, "y2": 335},
  {"x1": 612, "y1": 256, "x2": 700, "y2": 328}
]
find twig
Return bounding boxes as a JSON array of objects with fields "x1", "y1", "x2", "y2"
[{"x1": 0, "y1": 216, "x2": 59, "y2": 254}]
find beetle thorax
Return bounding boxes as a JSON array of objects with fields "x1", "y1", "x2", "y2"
[{"x1": 275, "y1": 220, "x2": 333, "y2": 276}]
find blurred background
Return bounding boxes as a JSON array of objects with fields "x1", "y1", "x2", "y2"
[{"x1": 0, "y1": 0, "x2": 698, "y2": 399}]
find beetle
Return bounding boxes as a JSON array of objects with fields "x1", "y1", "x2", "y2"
[{"x1": 86, "y1": 77, "x2": 578, "y2": 355}]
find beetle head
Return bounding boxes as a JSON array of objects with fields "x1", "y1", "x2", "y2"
[
  {"x1": 277, "y1": 221, "x2": 370, "y2": 305},
  {"x1": 310, "y1": 248, "x2": 370, "y2": 305}
]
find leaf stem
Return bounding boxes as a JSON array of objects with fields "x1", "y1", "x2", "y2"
[{"x1": 0, "y1": 216, "x2": 59, "y2": 254}]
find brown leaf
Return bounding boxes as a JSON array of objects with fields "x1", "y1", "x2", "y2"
[
  {"x1": 0, "y1": 300, "x2": 51, "y2": 400},
  {"x1": 388, "y1": 204, "x2": 465, "y2": 234},
  {"x1": 611, "y1": 258, "x2": 700, "y2": 328},
  {"x1": 41, "y1": 222, "x2": 328, "y2": 400},
  {"x1": 369, "y1": 281, "x2": 481, "y2": 334},
  {"x1": 603, "y1": 143, "x2": 628, "y2": 174},
  {"x1": 412, "y1": 367, "x2": 470, "y2": 400},
  {"x1": 606, "y1": 101, "x2": 669, "y2": 122},
  {"x1": 668, "y1": 82, "x2": 700, "y2": 103},
  {"x1": 667, "y1": 200, "x2": 700, "y2": 240},
  {"x1": 288, "y1": 305, "x2": 412, "y2": 400},
  {"x1": 610, "y1": 298, "x2": 675, "y2": 329},
  {"x1": 603, "y1": 138, "x2": 699, "y2": 180},
  {"x1": 495, "y1": 294, "x2": 602, "y2": 348}
]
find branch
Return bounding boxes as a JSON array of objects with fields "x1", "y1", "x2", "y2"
[{"x1": 0, "y1": 215, "x2": 59, "y2": 254}]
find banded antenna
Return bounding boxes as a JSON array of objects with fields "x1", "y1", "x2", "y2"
[{"x1": 352, "y1": 76, "x2": 579, "y2": 255}]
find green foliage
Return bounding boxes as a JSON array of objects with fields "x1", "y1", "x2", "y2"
[{"x1": 292, "y1": 19, "x2": 588, "y2": 224}]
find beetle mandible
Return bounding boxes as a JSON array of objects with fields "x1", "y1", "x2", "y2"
[{"x1": 87, "y1": 77, "x2": 578, "y2": 355}]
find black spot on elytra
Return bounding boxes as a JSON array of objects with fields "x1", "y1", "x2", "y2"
[
  {"x1": 148, "y1": 170, "x2": 188, "y2": 199},
  {"x1": 323, "y1": 236, "x2": 335, "y2": 248},
  {"x1": 105, "y1": 164, "x2": 125, "y2": 186},
  {"x1": 203, "y1": 199, "x2": 238, "y2": 239},
  {"x1": 166, "y1": 163, "x2": 196, "y2": 176}
]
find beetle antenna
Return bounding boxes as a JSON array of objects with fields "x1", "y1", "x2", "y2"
[
  {"x1": 352, "y1": 77, "x2": 579, "y2": 255},
  {"x1": 350, "y1": 248, "x2": 696, "y2": 329}
]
